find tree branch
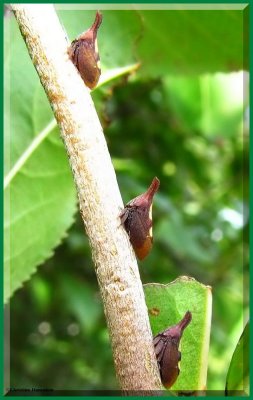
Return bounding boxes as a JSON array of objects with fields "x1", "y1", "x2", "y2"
[{"x1": 11, "y1": 4, "x2": 162, "y2": 391}]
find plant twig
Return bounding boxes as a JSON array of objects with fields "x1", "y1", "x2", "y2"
[{"x1": 11, "y1": 4, "x2": 162, "y2": 391}]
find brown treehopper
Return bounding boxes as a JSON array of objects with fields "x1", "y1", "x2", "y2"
[
  {"x1": 120, "y1": 177, "x2": 160, "y2": 260},
  {"x1": 153, "y1": 311, "x2": 192, "y2": 389},
  {"x1": 68, "y1": 11, "x2": 102, "y2": 89}
]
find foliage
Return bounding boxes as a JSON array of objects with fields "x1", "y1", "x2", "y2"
[{"x1": 5, "y1": 7, "x2": 248, "y2": 393}]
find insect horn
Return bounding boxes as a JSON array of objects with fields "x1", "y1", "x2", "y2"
[
  {"x1": 128, "y1": 177, "x2": 160, "y2": 207},
  {"x1": 163, "y1": 310, "x2": 192, "y2": 340},
  {"x1": 78, "y1": 11, "x2": 103, "y2": 41},
  {"x1": 120, "y1": 177, "x2": 160, "y2": 260}
]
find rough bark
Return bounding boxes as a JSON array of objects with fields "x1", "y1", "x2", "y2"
[{"x1": 11, "y1": 4, "x2": 162, "y2": 391}]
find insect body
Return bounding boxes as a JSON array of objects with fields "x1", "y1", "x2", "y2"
[
  {"x1": 68, "y1": 11, "x2": 102, "y2": 89},
  {"x1": 120, "y1": 177, "x2": 160, "y2": 260},
  {"x1": 153, "y1": 311, "x2": 192, "y2": 388}
]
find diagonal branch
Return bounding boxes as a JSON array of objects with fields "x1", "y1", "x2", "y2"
[{"x1": 11, "y1": 3, "x2": 162, "y2": 391}]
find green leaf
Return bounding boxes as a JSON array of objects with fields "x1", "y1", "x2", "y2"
[
  {"x1": 58, "y1": 9, "x2": 246, "y2": 77},
  {"x1": 225, "y1": 322, "x2": 249, "y2": 396},
  {"x1": 137, "y1": 9, "x2": 246, "y2": 75},
  {"x1": 4, "y1": 127, "x2": 77, "y2": 304},
  {"x1": 144, "y1": 276, "x2": 212, "y2": 392},
  {"x1": 57, "y1": 5, "x2": 245, "y2": 77}
]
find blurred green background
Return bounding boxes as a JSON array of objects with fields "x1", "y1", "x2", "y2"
[{"x1": 5, "y1": 6, "x2": 248, "y2": 392}]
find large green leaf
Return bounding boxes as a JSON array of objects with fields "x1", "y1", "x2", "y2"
[
  {"x1": 4, "y1": 128, "x2": 77, "y2": 304},
  {"x1": 137, "y1": 9, "x2": 246, "y2": 75},
  {"x1": 58, "y1": 8, "x2": 247, "y2": 76},
  {"x1": 225, "y1": 322, "x2": 249, "y2": 396},
  {"x1": 144, "y1": 276, "x2": 212, "y2": 393}
]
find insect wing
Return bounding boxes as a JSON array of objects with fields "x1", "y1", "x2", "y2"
[
  {"x1": 128, "y1": 207, "x2": 150, "y2": 247},
  {"x1": 76, "y1": 40, "x2": 101, "y2": 89},
  {"x1": 160, "y1": 338, "x2": 180, "y2": 388},
  {"x1": 153, "y1": 334, "x2": 168, "y2": 363}
]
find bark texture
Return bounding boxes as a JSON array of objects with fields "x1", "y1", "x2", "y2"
[{"x1": 11, "y1": 4, "x2": 162, "y2": 391}]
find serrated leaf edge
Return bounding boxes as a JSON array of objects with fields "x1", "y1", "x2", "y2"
[{"x1": 4, "y1": 207, "x2": 78, "y2": 304}]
